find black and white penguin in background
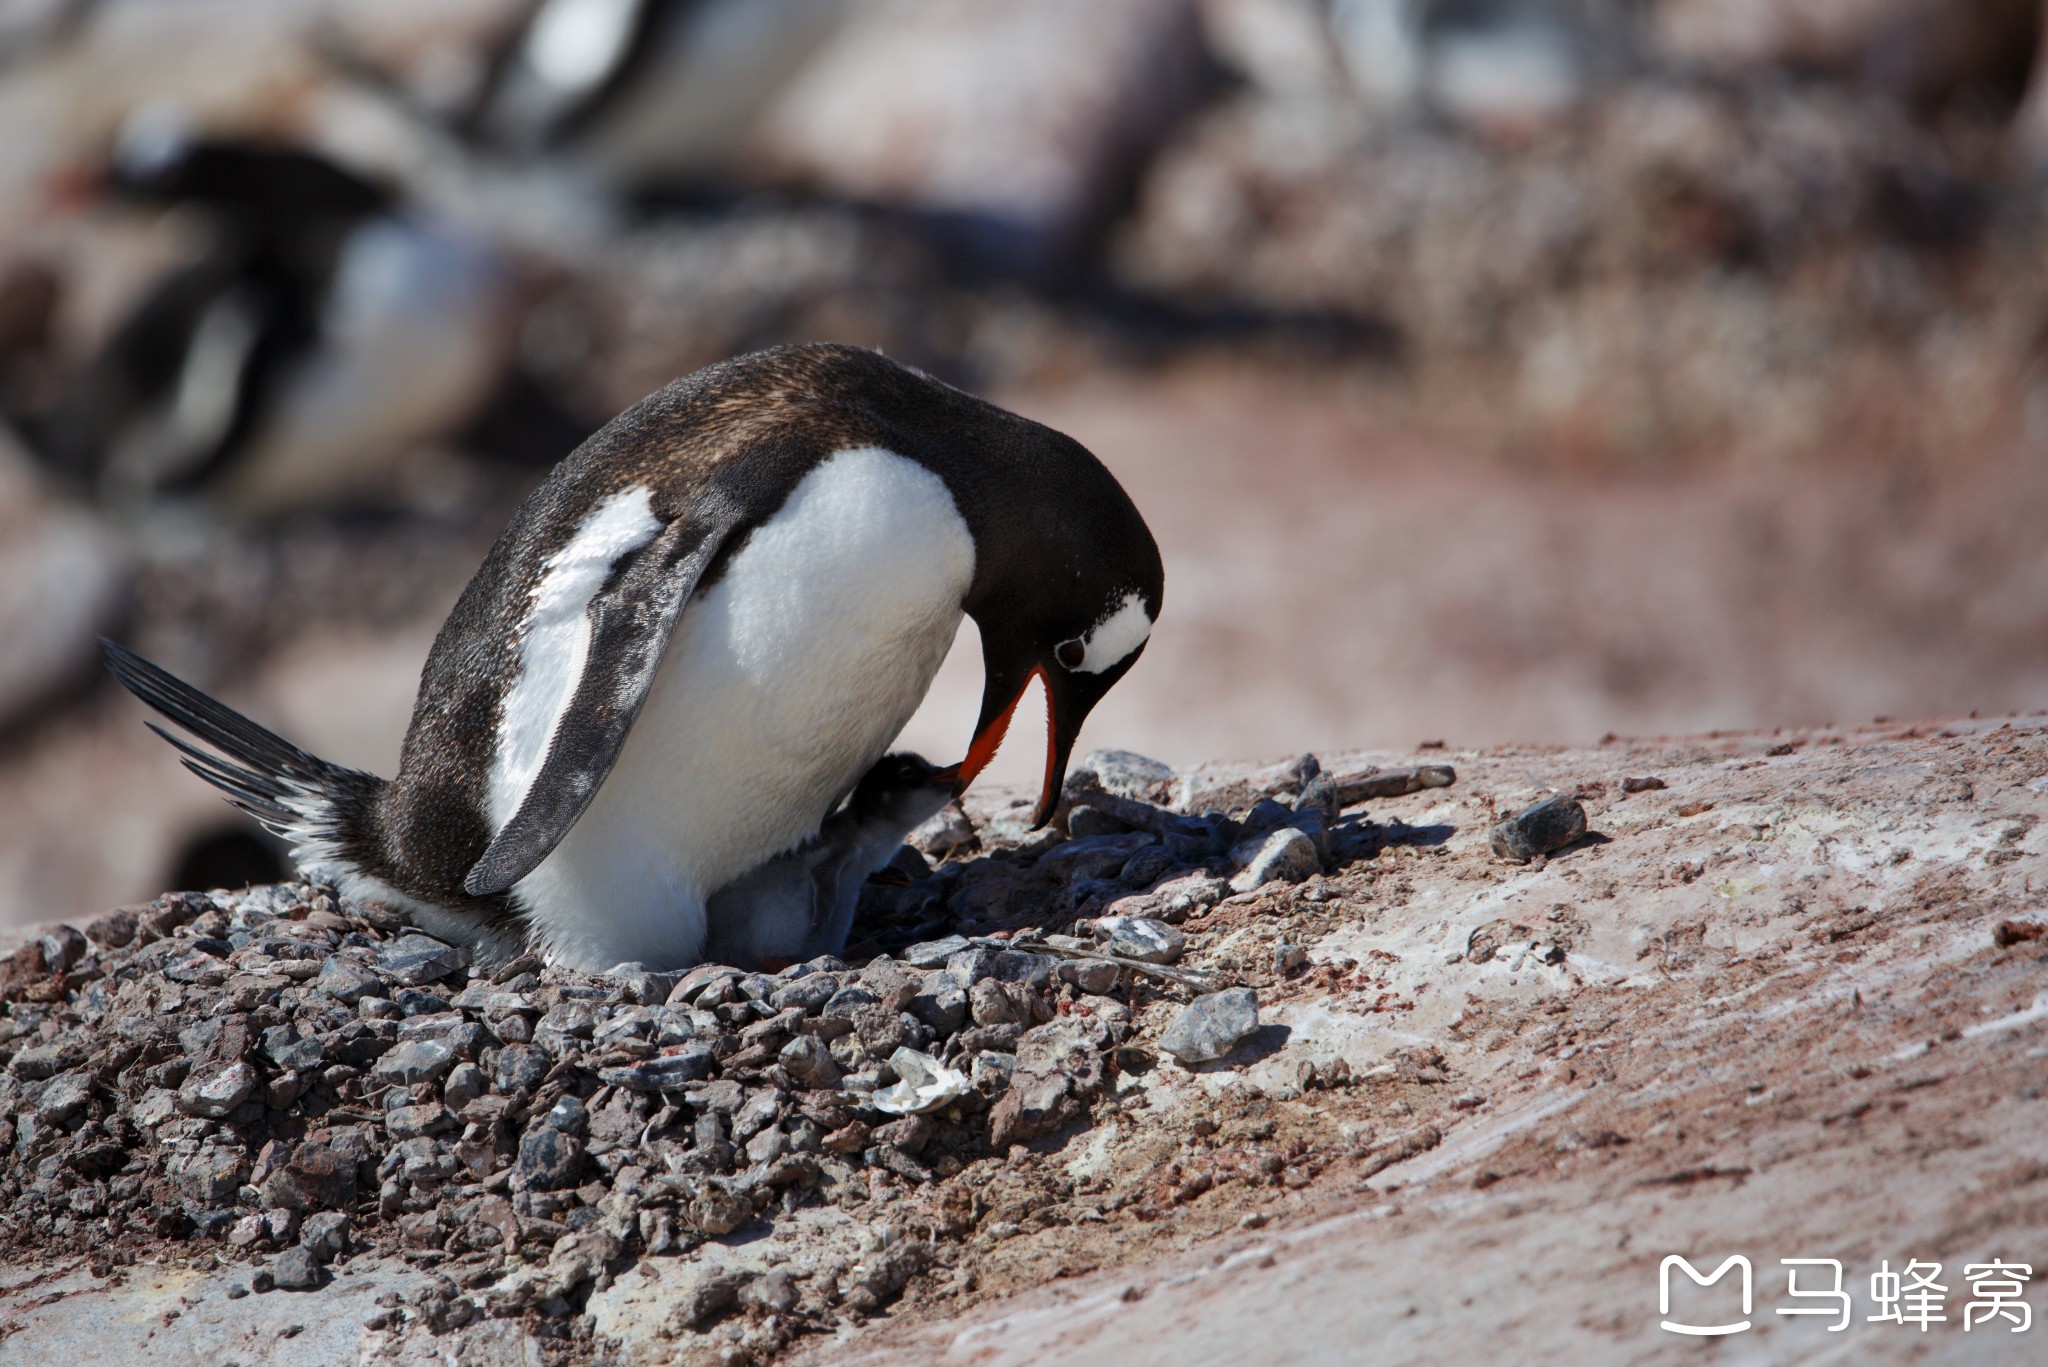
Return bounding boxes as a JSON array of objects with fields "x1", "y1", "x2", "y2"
[
  {"x1": 333, "y1": 0, "x2": 843, "y2": 197},
  {"x1": 25, "y1": 112, "x2": 509, "y2": 518},
  {"x1": 107, "y1": 343, "x2": 1163, "y2": 972}
]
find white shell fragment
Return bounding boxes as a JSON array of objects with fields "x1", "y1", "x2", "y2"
[{"x1": 871, "y1": 1046, "x2": 972, "y2": 1115}]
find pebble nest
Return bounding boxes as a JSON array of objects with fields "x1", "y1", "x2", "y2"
[{"x1": 0, "y1": 751, "x2": 1412, "y2": 1359}]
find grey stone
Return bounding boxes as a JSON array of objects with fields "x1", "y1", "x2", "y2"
[
  {"x1": 441, "y1": 1062, "x2": 486, "y2": 1112},
  {"x1": 1074, "y1": 748, "x2": 1176, "y2": 797},
  {"x1": 357, "y1": 996, "x2": 403, "y2": 1021},
  {"x1": 385, "y1": 1103, "x2": 454, "y2": 1139},
  {"x1": 604, "y1": 964, "x2": 682, "y2": 1004},
  {"x1": 1489, "y1": 794, "x2": 1589, "y2": 863},
  {"x1": 262, "y1": 1140, "x2": 358, "y2": 1211},
  {"x1": 910, "y1": 970, "x2": 969, "y2": 1034},
  {"x1": 1149, "y1": 872, "x2": 1229, "y2": 922},
  {"x1": 909, "y1": 804, "x2": 976, "y2": 859},
  {"x1": 1057, "y1": 959, "x2": 1120, "y2": 994},
  {"x1": 175, "y1": 1145, "x2": 250, "y2": 1204},
  {"x1": 300, "y1": 1211, "x2": 350, "y2": 1263},
  {"x1": 969, "y1": 979, "x2": 1016, "y2": 1026},
  {"x1": 377, "y1": 934, "x2": 467, "y2": 986},
  {"x1": 162, "y1": 949, "x2": 231, "y2": 985},
  {"x1": 261, "y1": 1025, "x2": 327, "y2": 1073},
  {"x1": 537, "y1": 1002, "x2": 599, "y2": 1038},
  {"x1": 37, "y1": 925, "x2": 88, "y2": 974},
  {"x1": 770, "y1": 973, "x2": 840, "y2": 1012},
  {"x1": 1157, "y1": 987, "x2": 1260, "y2": 1065},
  {"x1": 1230, "y1": 827, "x2": 1322, "y2": 891},
  {"x1": 270, "y1": 1245, "x2": 325, "y2": 1290},
  {"x1": 1067, "y1": 805, "x2": 1131, "y2": 838},
  {"x1": 733, "y1": 1087, "x2": 787, "y2": 1143},
  {"x1": 1094, "y1": 915, "x2": 1185, "y2": 964},
  {"x1": 315, "y1": 958, "x2": 381, "y2": 1004},
  {"x1": 990, "y1": 950, "x2": 1057, "y2": 989},
  {"x1": 178, "y1": 1060, "x2": 259, "y2": 1119},
  {"x1": 517, "y1": 1127, "x2": 585, "y2": 1190},
  {"x1": 821, "y1": 985, "x2": 880, "y2": 1020},
  {"x1": 492, "y1": 1043, "x2": 551, "y2": 1093},
  {"x1": 901, "y1": 935, "x2": 971, "y2": 969},
  {"x1": 601, "y1": 1046, "x2": 715, "y2": 1092},
  {"x1": 668, "y1": 1264, "x2": 745, "y2": 1329},
  {"x1": 745, "y1": 1126, "x2": 790, "y2": 1165},
  {"x1": 946, "y1": 945, "x2": 1001, "y2": 983},
  {"x1": 8, "y1": 1041, "x2": 87, "y2": 1080},
  {"x1": 778, "y1": 1035, "x2": 842, "y2": 1088},
  {"x1": 540, "y1": 1095, "x2": 589, "y2": 1135},
  {"x1": 1118, "y1": 844, "x2": 1179, "y2": 889},
  {"x1": 373, "y1": 1038, "x2": 457, "y2": 1087},
  {"x1": 35, "y1": 1073, "x2": 92, "y2": 1126}
]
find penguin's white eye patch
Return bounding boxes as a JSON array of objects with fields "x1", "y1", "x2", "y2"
[{"x1": 1062, "y1": 592, "x2": 1153, "y2": 674}]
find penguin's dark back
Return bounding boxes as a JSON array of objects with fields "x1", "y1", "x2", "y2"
[{"x1": 381, "y1": 343, "x2": 1155, "y2": 891}]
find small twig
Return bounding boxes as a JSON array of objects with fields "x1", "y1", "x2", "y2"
[
  {"x1": 1328, "y1": 765, "x2": 1456, "y2": 807},
  {"x1": 969, "y1": 935, "x2": 1229, "y2": 992}
]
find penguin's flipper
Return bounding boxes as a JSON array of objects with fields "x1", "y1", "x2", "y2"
[{"x1": 464, "y1": 502, "x2": 742, "y2": 896}]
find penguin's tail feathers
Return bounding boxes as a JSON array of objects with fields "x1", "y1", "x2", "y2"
[{"x1": 101, "y1": 638, "x2": 382, "y2": 869}]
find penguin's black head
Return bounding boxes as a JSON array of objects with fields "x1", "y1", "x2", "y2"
[{"x1": 957, "y1": 448, "x2": 1164, "y2": 829}]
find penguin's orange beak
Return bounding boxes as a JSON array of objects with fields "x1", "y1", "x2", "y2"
[
  {"x1": 955, "y1": 664, "x2": 1040, "y2": 797},
  {"x1": 956, "y1": 660, "x2": 1095, "y2": 828}
]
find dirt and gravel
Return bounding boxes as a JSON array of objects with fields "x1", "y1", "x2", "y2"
[{"x1": 5, "y1": 715, "x2": 2048, "y2": 1364}]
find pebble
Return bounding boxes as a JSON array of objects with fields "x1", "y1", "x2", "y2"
[
  {"x1": 603, "y1": 1047, "x2": 715, "y2": 1092},
  {"x1": 442, "y1": 1062, "x2": 485, "y2": 1112},
  {"x1": 1058, "y1": 959, "x2": 1120, "y2": 994},
  {"x1": 1489, "y1": 795, "x2": 1589, "y2": 863},
  {"x1": 540, "y1": 1095, "x2": 589, "y2": 1135},
  {"x1": 377, "y1": 934, "x2": 468, "y2": 986},
  {"x1": 901, "y1": 936, "x2": 971, "y2": 970},
  {"x1": 771, "y1": 972, "x2": 841, "y2": 1012},
  {"x1": 1093, "y1": 915, "x2": 1185, "y2": 964},
  {"x1": 301, "y1": 1211, "x2": 351, "y2": 1263},
  {"x1": 1229, "y1": 827, "x2": 1321, "y2": 892},
  {"x1": 270, "y1": 1245, "x2": 324, "y2": 1291},
  {"x1": 177, "y1": 1061, "x2": 259, "y2": 1119},
  {"x1": 10, "y1": 1041, "x2": 87, "y2": 1080},
  {"x1": 518, "y1": 1127, "x2": 586, "y2": 1190},
  {"x1": 373, "y1": 1038, "x2": 458, "y2": 1087},
  {"x1": 1157, "y1": 987, "x2": 1261, "y2": 1065},
  {"x1": 34, "y1": 1072, "x2": 92, "y2": 1126},
  {"x1": 315, "y1": 958, "x2": 382, "y2": 1004},
  {"x1": 778, "y1": 1035, "x2": 842, "y2": 1088},
  {"x1": 1072, "y1": 748, "x2": 1176, "y2": 797}
]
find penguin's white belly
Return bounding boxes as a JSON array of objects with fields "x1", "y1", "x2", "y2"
[{"x1": 514, "y1": 446, "x2": 974, "y2": 969}]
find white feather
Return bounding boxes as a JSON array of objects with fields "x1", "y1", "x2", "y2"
[
  {"x1": 490, "y1": 485, "x2": 663, "y2": 831},
  {"x1": 1075, "y1": 590, "x2": 1153, "y2": 673},
  {"x1": 512, "y1": 447, "x2": 975, "y2": 970}
]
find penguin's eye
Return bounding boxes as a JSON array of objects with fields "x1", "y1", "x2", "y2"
[{"x1": 1054, "y1": 638, "x2": 1086, "y2": 671}]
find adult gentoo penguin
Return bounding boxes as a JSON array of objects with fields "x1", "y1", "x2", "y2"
[{"x1": 105, "y1": 344, "x2": 1162, "y2": 971}]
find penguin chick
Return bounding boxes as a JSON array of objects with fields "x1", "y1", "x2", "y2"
[{"x1": 701, "y1": 751, "x2": 954, "y2": 972}]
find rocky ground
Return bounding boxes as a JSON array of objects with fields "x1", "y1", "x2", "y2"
[{"x1": 4, "y1": 718, "x2": 2048, "y2": 1363}]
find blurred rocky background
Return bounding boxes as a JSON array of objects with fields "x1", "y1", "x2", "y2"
[{"x1": 2, "y1": 0, "x2": 2047, "y2": 929}]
